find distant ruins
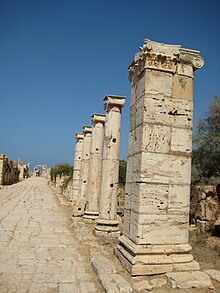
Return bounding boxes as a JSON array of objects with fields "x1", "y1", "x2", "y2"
[
  {"x1": 0, "y1": 155, "x2": 30, "y2": 186},
  {"x1": 33, "y1": 164, "x2": 47, "y2": 177}
]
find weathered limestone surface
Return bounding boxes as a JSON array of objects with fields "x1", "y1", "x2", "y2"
[
  {"x1": 84, "y1": 114, "x2": 105, "y2": 221},
  {"x1": 70, "y1": 133, "x2": 84, "y2": 205},
  {"x1": 0, "y1": 154, "x2": 20, "y2": 186},
  {"x1": 73, "y1": 126, "x2": 92, "y2": 216},
  {"x1": 204, "y1": 269, "x2": 220, "y2": 283},
  {"x1": 94, "y1": 95, "x2": 125, "y2": 237},
  {"x1": 0, "y1": 177, "x2": 102, "y2": 292},
  {"x1": 91, "y1": 255, "x2": 132, "y2": 293},
  {"x1": 116, "y1": 39, "x2": 204, "y2": 275},
  {"x1": 166, "y1": 271, "x2": 213, "y2": 289}
]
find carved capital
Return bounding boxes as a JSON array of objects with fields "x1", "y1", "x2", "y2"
[
  {"x1": 104, "y1": 95, "x2": 126, "y2": 112},
  {"x1": 75, "y1": 133, "x2": 84, "y2": 142},
  {"x1": 91, "y1": 114, "x2": 105, "y2": 126},
  {"x1": 179, "y1": 48, "x2": 204, "y2": 69},
  {"x1": 83, "y1": 126, "x2": 92, "y2": 135},
  {"x1": 128, "y1": 39, "x2": 204, "y2": 82}
]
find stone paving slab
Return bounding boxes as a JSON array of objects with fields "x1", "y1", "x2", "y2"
[{"x1": 0, "y1": 177, "x2": 103, "y2": 293}]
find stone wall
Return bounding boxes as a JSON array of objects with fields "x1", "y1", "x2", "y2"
[
  {"x1": 190, "y1": 185, "x2": 220, "y2": 234},
  {"x1": 0, "y1": 154, "x2": 20, "y2": 186},
  {"x1": 18, "y1": 160, "x2": 30, "y2": 180}
]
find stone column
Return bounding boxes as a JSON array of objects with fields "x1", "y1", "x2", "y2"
[
  {"x1": 83, "y1": 114, "x2": 105, "y2": 221},
  {"x1": 115, "y1": 39, "x2": 204, "y2": 275},
  {"x1": 71, "y1": 133, "x2": 84, "y2": 213},
  {"x1": 94, "y1": 95, "x2": 125, "y2": 237},
  {"x1": 73, "y1": 126, "x2": 92, "y2": 216}
]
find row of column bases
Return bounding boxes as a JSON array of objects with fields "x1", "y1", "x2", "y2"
[{"x1": 69, "y1": 39, "x2": 204, "y2": 276}]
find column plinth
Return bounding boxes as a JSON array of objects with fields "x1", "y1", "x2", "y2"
[
  {"x1": 94, "y1": 95, "x2": 125, "y2": 237},
  {"x1": 115, "y1": 39, "x2": 204, "y2": 275}
]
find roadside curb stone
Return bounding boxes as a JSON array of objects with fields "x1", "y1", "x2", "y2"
[
  {"x1": 166, "y1": 271, "x2": 214, "y2": 289},
  {"x1": 91, "y1": 255, "x2": 132, "y2": 293},
  {"x1": 204, "y1": 269, "x2": 220, "y2": 283}
]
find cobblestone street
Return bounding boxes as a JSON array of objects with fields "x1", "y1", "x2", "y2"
[{"x1": 0, "y1": 177, "x2": 103, "y2": 293}]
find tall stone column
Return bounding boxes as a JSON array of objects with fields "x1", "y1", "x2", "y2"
[
  {"x1": 94, "y1": 95, "x2": 125, "y2": 237},
  {"x1": 73, "y1": 126, "x2": 92, "y2": 216},
  {"x1": 70, "y1": 133, "x2": 84, "y2": 207},
  {"x1": 83, "y1": 114, "x2": 105, "y2": 221},
  {"x1": 115, "y1": 39, "x2": 204, "y2": 275}
]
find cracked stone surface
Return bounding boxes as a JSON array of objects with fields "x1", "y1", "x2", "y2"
[{"x1": 0, "y1": 177, "x2": 103, "y2": 293}]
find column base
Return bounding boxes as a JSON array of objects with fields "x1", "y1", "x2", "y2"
[
  {"x1": 83, "y1": 210, "x2": 99, "y2": 222},
  {"x1": 93, "y1": 219, "x2": 120, "y2": 238},
  {"x1": 115, "y1": 235, "x2": 200, "y2": 276}
]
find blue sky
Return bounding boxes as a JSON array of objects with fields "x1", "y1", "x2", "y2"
[{"x1": 0, "y1": 0, "x2": 219, "y2": 169}]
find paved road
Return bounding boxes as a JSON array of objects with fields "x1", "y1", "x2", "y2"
[{"x1": 0, "y1": 177, "x2": 103, "y2": 293}]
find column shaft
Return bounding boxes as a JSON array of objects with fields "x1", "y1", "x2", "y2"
[
  {"x1": 70, "y1": 133, "x2": 84, "y2": 209},
  {"x1": 73, "y1": 126, "x2": 92, "y2": 216},
  {"x1": 94, "y1": 95, "x2": 125, "y2": 237},
  {"x1": 84, "y1": 114, "x2": 105, "y2": 221}
]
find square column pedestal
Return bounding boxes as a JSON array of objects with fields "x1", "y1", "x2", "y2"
[{"x1": 115, "y1": 39, "x2": 204, "y2": 275}]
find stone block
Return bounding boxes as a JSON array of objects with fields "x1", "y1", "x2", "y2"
[
  {"x1": 135, "y1": 123, "x2": 171, "y2": 154},
  {"x1": 59, "y1": 283, "x2": 80, "y2": 293},
  {"x1": 146, "y1": 69, "x2": 173, "y2": 97},
  {"x1": 134, "y1": 152, "x2": 191, "y2": 185},
  {"x1": 177, "y1": 62, "x2": 194, "y2": 78},
  {"x1": 172, "y1": 74, "x2": 193, "y2": 100},
  {"x1": 166, "y1": 271, "x2": 213, "y2": 289},
  {"x1": 129, "y1": 183, "x2": 169, "y2": 214},
  {"x1": 129, "y1": 212, "x2": 189, "y2": 244},
  {"x1": 136, "y1": 95, "x2": 193, "y2": 129},
  {"x1": 133, "y1": 280, "x2": 153, "y2": 291},
  {"x1": 171, "y1": 127, "x2": 192, "y2": 155},
  {"x1": 204, "y1": 269, "x2": 220, "y2": 283},
  {"x1": 123, "y1": 209, "x2": 131, "y2": 237},
  {"x1": 91, "y1": 255, "x2": 132, "y2": 293},
  {"x1": 168, "y1": 185, "x2": 190, "y2": 214}
]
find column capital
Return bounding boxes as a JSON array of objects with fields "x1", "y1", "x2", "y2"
[
  {"x1": 75, "y1": 133, "x2": 84, "y2": 142},
  {"x1": 128, "y1": 39, "x2": 204, "y2": 81},
  {"x1": 91, "y1": 113, "x2": 105, "y2": 126},
  {"x1": 83, "y1": 126, "x2": 92, "y2": 135},
  {"x1": 104, "y1": 95, "x2": 126, "y2": 112}
]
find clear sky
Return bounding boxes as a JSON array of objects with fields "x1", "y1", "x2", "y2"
[{"x1": 0, "y1": 0, "x2": 219, "y2": 169}]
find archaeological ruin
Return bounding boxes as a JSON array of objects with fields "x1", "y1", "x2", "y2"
[
  {"x1": 94, "y1": 95, "x2": 126, "y2": 237},
  {"x1": 0, "y1": 154, "x2": 30, "y2": 186},
  {"x1": 3, "y1": 37, "x2": 220, "y2": 292},
  {"x1": 83, "y1": 114, "x2": 105, "y2": 221},
  {"x1": 115, "y1": 39, "x2": 204, "y2": 275},
  {"x1": 66, "y1": 39, "x2": 213, "y2": 281}
]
